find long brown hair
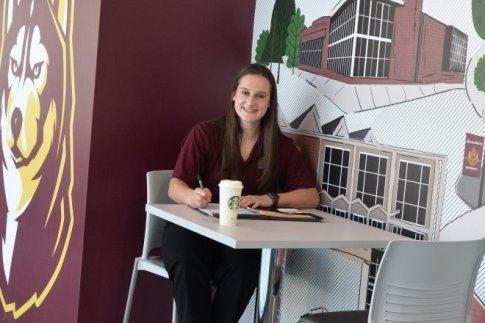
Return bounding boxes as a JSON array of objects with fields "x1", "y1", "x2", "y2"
[{"x1": 222, "y1": 63, "x2": 279, "y2": 192}]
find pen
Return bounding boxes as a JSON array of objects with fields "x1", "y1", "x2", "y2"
[
  {"x1": 247, "y1": 207, "x2": 260, "y2": 214},
  {"x1": 197, "y1": 175, "x2": 204, "y2": 188},
  {"x1": 197, "y1": 175, "x2": 213, "y2": 218}
]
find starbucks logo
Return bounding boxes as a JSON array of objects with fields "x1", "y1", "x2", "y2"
[{"x1": 228, "y1": 196, "x2": 240, "y2": 210}]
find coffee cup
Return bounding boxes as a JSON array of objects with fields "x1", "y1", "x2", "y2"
[{"x1": 218, "y1": 180, "x2": 244, "y2": 226}]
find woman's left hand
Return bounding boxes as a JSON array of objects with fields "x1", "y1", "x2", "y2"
[{"x1": 239, "y1": 194, "x2": 273, "y2": 208}]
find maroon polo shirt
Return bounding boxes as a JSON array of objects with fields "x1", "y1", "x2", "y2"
[{"x1": 173, "y1": 117, "x2": 315, "y2": 202}]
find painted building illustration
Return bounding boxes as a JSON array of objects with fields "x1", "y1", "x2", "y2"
[
  {"x1": 278, "y1": 107, "x2": 449, "y2": 317},
  {"x1": 298, "y1": 0, "x2": 467, "y2": 84},
  {"x1": 240, "y1": 0, "x2": 485, "y2": 322}
]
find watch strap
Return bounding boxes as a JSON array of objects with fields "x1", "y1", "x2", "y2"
[{"x1": 267, "y1": 192, "x2": 279, "y2": 207}]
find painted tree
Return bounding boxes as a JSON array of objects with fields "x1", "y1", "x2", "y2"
[
  {"x1": 255, "y1": 29, "x2": 270, "y2": 65},
  {"x1": 472, "y1": 0, "x2": 485, "y2": 39},
  {"x1": 473, "y1": 0, "x2": 485, "y2": 94},
  {"x1": 285, "y1": 8, "x2": 305, "y2": 74},
  {"x1": 476, "y1": 56, "x2": 485, "y2": 92},
  {"x1": 261, "y1": 0, "x2": 295, "y2": 82}
]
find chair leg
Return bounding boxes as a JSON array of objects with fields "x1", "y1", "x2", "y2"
[
  {"x1": 123, "y1": 259, "x2": 140, "y2": 323},
  {"x1": 172, "y1": 298, "x2": 177, "y2": 323}
]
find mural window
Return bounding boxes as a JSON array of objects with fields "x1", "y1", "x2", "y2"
[
  {"x1": 328, "y1": 0, "x2": 394, "y2": 78},
  {"x1": 300, "y1": 37, "x2": 324, "y2": 68},
  {"x1": 356, "y1": 153, "x2": 387, "y2": 207},
  {"x1": 350, "y1": 0, "x2": 394, "y2": 78},
  {"x1": 392, "y1": 225, "x2": 427, "y2": 240},
  {"x1": 381, "y1": 3, "x2": 390, "y2": 21},
  {"x1": 353, "y1": 37, "x2": 390, "y2": 77},
  {"x1": 369, "y1": 17, "x2": 378, "y2": 37},
  {"x1": 369, "y1": 218, "x2": 385, "y2": 230},
  {"x1": 330, "y1": 16, "x2": 356, "y2": 44},
  {"x1": 330, "y1": 0, "x2": 357, "y2": 44},
  {"x1": 328, "y1": 38, "x2": 354, "y2": 76},
  {"x1": 349, "y1": 213, "x2": 366, "y2": 223},
  {"x1": 395, "y1": 161, "x2": 431, "y2": 226},
  {"x1": 357, "y1": 0, "x2": 394, "y2": 38},
  {"x1": 329, "y1": 38, "x2": 349, "y2": 58},
  {"x1": 358, "y1": 16, "x2": 369, "y2": 35},
  {"x1": 359, "y1": 0, "x2": 370, "y2": 16},
  {"x1": 381, "y1": 20, "x2": 393, "y2": 39},
  {"x1": 321, "y1": 146, "x2": 350, "y2": 198},
  {"x1": 380, "y1": 42, "x2": 390, "y2": 59},
  {"x1": 444, "y1": 27, "x2": 467, "y2": 73}
]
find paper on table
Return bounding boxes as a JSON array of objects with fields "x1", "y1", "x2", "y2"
[
  {"x1": 249, "y1": 208, "x2": 322, "y2": 221},
  {"x1": 198, "y1": 206, "x2": 324, "y2": 222},
  {"x1": 198, "y1": 207, "x2": 259, "y2": 218},
  {"x1": 277, "y1": 208, "x2": 309, "y2": 214}
]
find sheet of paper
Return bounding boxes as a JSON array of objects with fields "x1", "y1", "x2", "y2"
[
  {"x1": 198, "y1": 207, "x2": 259, "y2": 216},
  {"x1": 198, "y1": 206, "x2": 324, "y2": 222},
  {"x1": 277, "y1": 208, "x2": 307, "y2": 214}
]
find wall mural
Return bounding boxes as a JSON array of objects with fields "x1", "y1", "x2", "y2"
[
  {"x1": 247, "y1": 0, "x2": 485, "y2": 321},
  {"x1": 0, "y1": 0, "x2": 75, "y2": 319}
]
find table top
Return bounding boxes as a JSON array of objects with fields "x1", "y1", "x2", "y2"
[{"x1": 147, "y1": 204, "x2": 409, "y2": 249}]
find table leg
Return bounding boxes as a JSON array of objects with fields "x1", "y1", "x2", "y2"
[{"x1": 254, "y1": 248, "x2": 287, "y2": 323}]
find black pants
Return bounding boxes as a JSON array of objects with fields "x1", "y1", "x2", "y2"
[{"x1": 161, "y1": 222, "x2": 261, "y2": 323}]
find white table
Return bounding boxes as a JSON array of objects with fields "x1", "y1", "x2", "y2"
[{"x1": 147, "y1": 204, "x2": 408, "y2": 322}]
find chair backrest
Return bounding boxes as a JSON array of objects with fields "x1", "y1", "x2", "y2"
[
  {"x1": 368, "y1": 238, "x2": 485, "y2": 323},
  {"x1": 142, "y1": 170, "x2": 173, "y2": 258}
]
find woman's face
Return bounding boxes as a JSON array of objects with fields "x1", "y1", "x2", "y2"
[{"x1": 233, "y1": 74, "x2": 271, "y2": 126}]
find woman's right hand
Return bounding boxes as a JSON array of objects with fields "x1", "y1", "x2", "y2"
[
  {"x1": 169, "y1": 177, "x2": 212, "y2": 208},
  {"x1": 188, "y1": 187, "x2": 212, "y2": 208}
]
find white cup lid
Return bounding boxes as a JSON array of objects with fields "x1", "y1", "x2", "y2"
[{"x1": 219, "y1": 180, "x2": 243, "y2": 189}]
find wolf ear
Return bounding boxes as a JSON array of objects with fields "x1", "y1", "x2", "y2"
[
  {"x1": 6, "y1": 0, "x2": 35, "y2": 33},
  {"x1": 49, "y1": 0, "x2": 72, "y2": 36},
  {"x1": 6, "y1": 0, "x2": 14, "y2": 32},
  {"x1": 5, "y1": 0, "x2": 72, "y2": 36}
]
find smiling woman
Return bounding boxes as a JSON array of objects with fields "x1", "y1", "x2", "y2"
[
  {"x1": 163, "y1": 63, "x2": 319, "y2": 323},
  {"x1": 233, "y1": 74, "x2": 271, "y2": 124},
  {"x1": 233, "y1": 73, "x2": 271, "y2": 162}
]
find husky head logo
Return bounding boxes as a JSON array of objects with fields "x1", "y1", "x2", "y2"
[{"x1": 0, "y1": 0, "x2": 75, "y2": 318}]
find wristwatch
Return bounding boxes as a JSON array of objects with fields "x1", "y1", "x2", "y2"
[{"x1": 267, "y1": 192, "x2": 279, "y2": 207}]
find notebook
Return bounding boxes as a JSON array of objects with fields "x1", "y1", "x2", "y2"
[{"x1": 197, "y1": 207, "x2": 324, "y2": 222}]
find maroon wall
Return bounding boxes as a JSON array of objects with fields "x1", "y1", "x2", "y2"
[{"x1": 79, "y1": 1, "x2": 256, "y2": 322}]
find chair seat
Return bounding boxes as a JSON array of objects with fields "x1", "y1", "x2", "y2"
[
  {"x1": 136, "y1": 256, "x2": 169, "y2": 278},
  {"x1": 298, "y1": 310, "x2": 368, "y2": 323}
]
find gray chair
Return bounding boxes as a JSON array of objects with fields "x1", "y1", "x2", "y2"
[
  {"x1": 298, "y1": 238, "x2": 485, "y2": 323},
  {"x1": 123, "y1": 170, "x2": 177, "y2": 323}
]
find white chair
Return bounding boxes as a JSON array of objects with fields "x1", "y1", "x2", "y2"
[
  {"x1": 123, "y1": 170, "x2": 177, "y2": 323},
  {"x1": 298, "y1": 238, "x2": 485, "y2": 323}
]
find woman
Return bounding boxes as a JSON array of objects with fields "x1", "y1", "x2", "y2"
[{"x1": 163, "y1": 63, "x2": 319, "y2": 323}]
